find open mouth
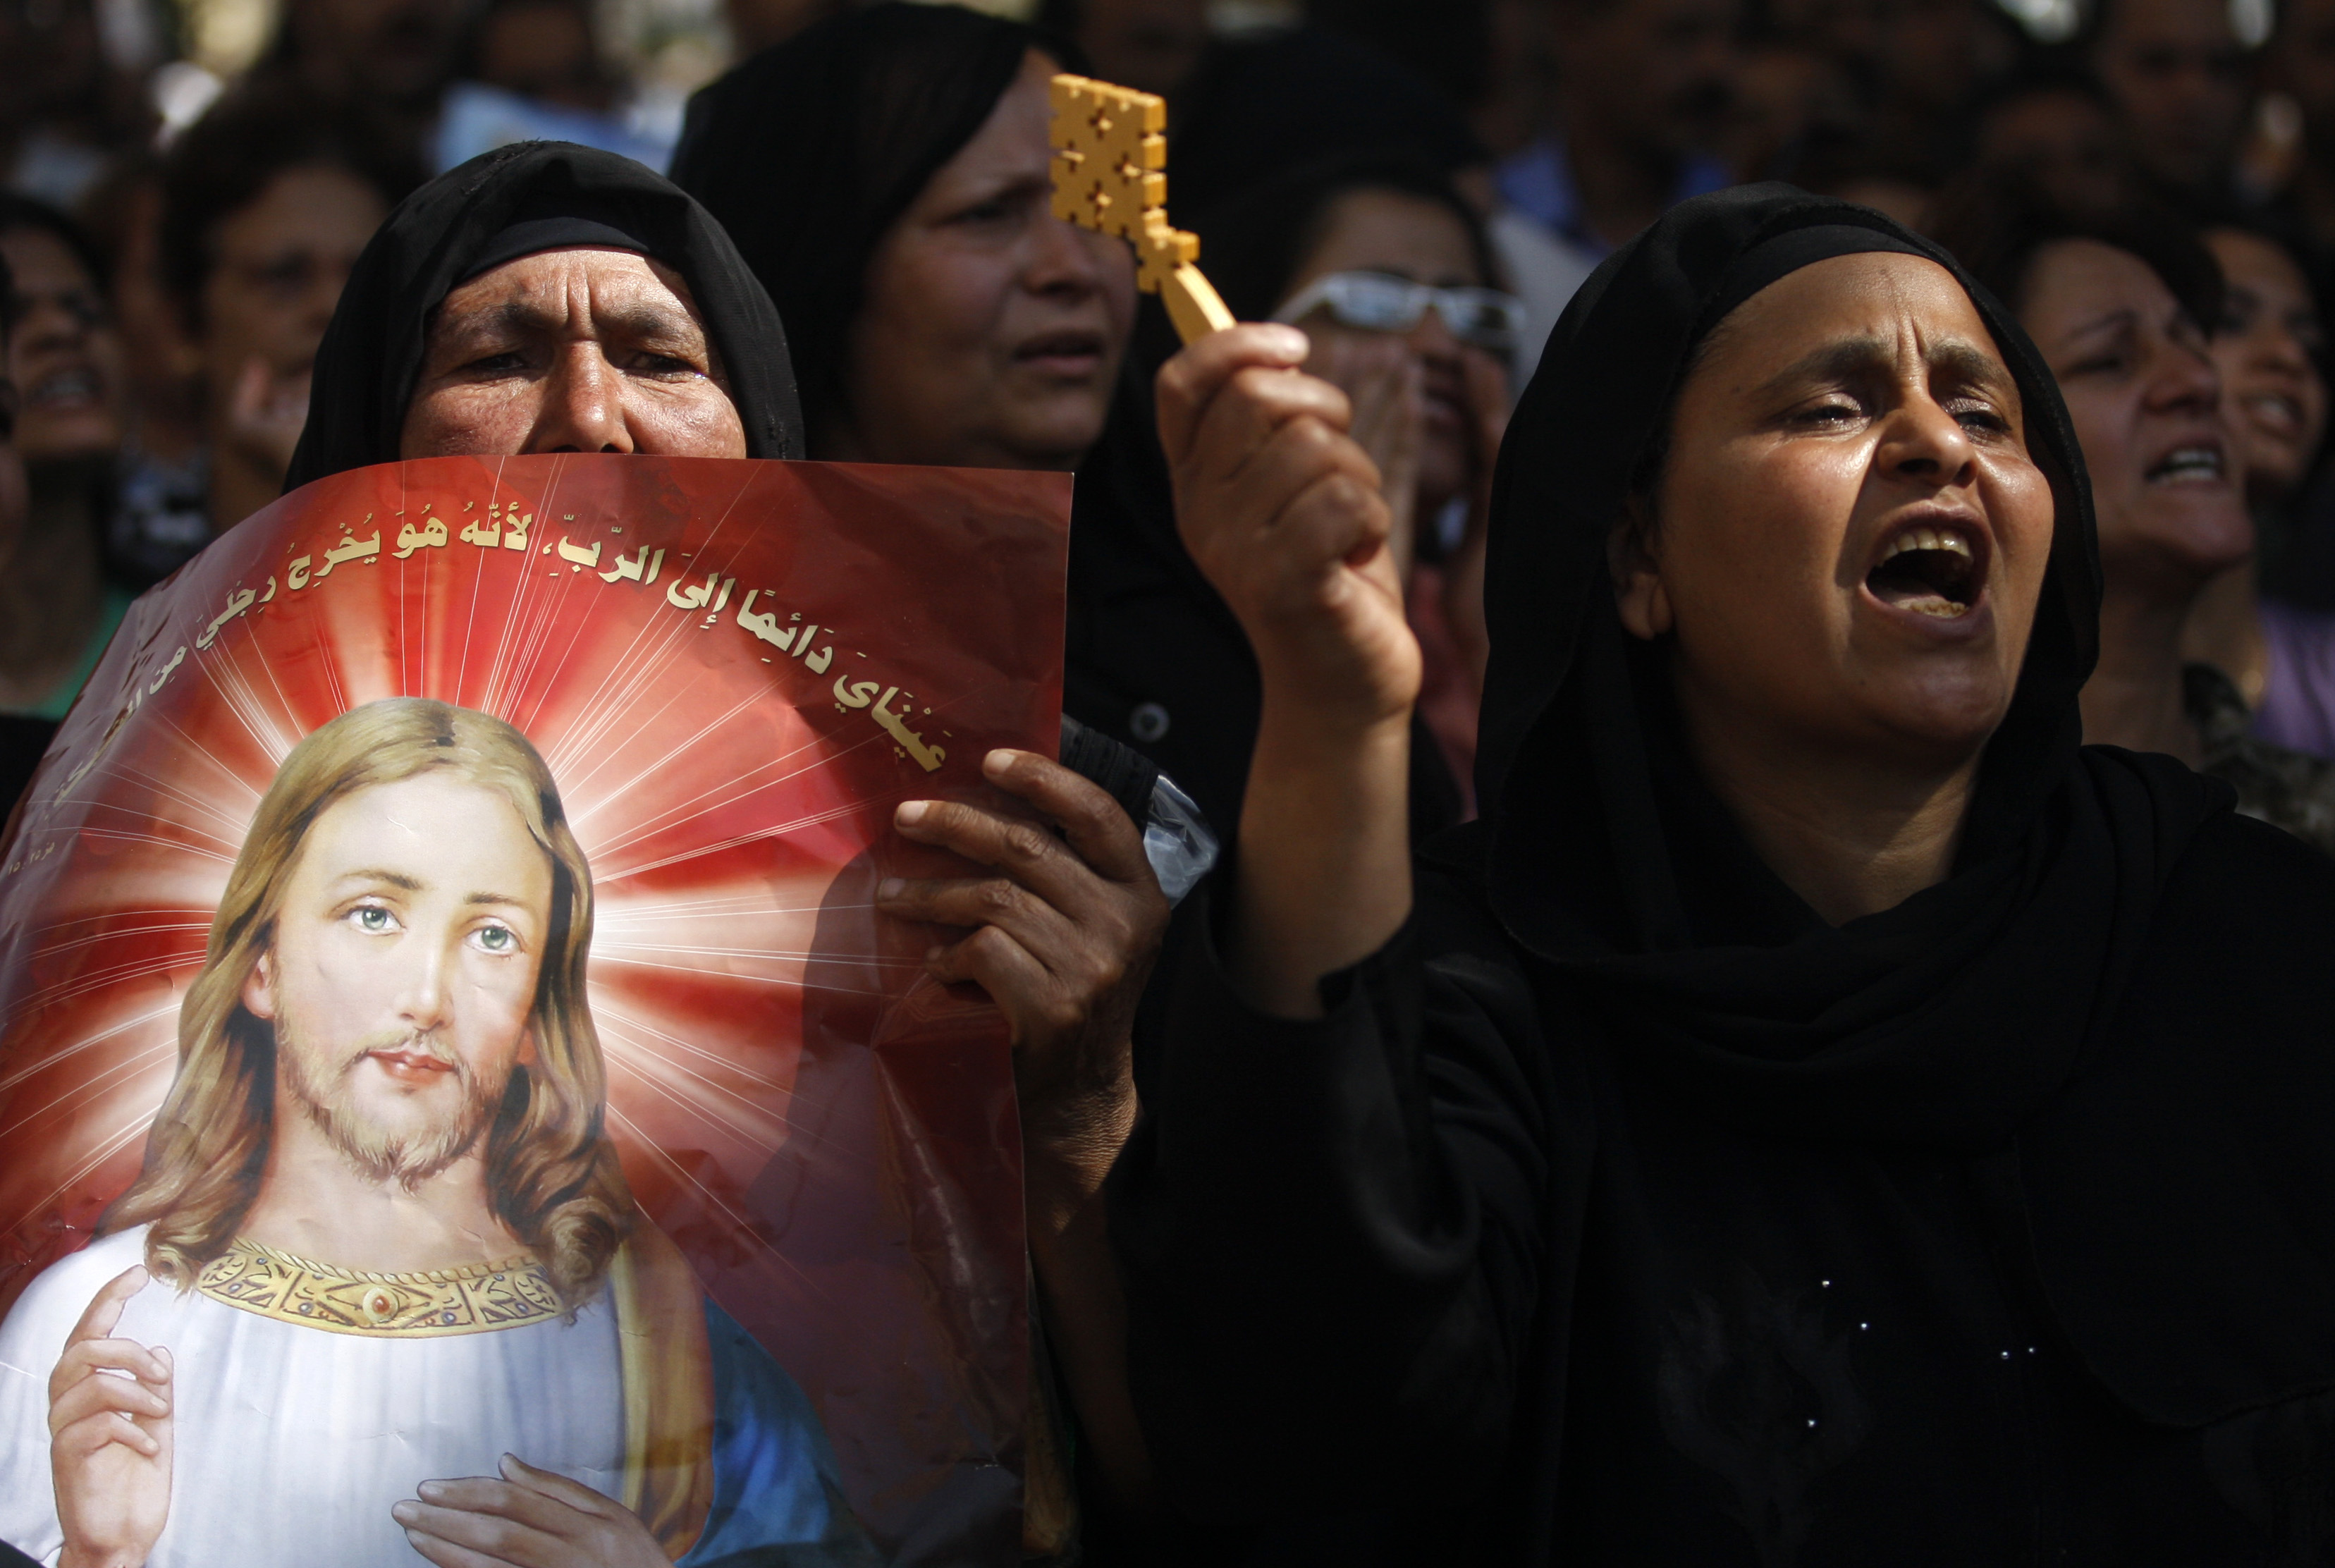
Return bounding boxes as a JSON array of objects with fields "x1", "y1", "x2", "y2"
[
  {"x1": 1014, "y1": 329, "x2": 1105, "y2": 372},
  {"x1": 2145, "y1": 442, "x2": 2226, "y2": 486},
  {"x1": 27, "y1": 368, "x2": 100, "y2": 409},
  {"x1": 2241, "y1": 392, "x2": 2305, "y2": 442},
  {"x1": 1866, "y1": 522, "x2": 1983, "y2": 618}
]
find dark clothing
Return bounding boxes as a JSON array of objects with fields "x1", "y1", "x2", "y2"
[
  {"x1": 1124, "y1": 808, "x2": 2335, "y2": 1563},
  {"x1": 1113, "y1": 185, "x2": 2335, "y2": 1558},
  {"x1": 0, "y1": 716, "x2": 58, "y2": 826},
  {"x1": 285, "y1": 140, "x2": 802, "y2": 489}
]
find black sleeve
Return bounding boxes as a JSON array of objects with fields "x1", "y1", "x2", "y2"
[{"x1": 1108, "y1": 860, "x2": 1572, "y2": 1522}]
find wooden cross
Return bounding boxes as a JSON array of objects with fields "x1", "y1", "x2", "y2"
[{"x1": 1049, "y1": 73, "x2": 1235, "y2": 345}]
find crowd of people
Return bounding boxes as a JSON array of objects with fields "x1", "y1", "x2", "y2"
[{"x1": 11, "y1": 0, "x2": 2335, "y2": 1560}]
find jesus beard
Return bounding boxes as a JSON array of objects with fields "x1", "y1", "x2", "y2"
[{"x1": 276, "y1": 1019, "x2": 510, "y2": 1191}]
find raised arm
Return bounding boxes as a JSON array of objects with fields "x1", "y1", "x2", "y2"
[{"x1": 1156, "y1": 324, "x2": 1423, "y2": 1017}]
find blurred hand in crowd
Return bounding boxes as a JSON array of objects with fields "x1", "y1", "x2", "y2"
[
  {"x1": 0, "y1": 222, "x2": 123, "y2": 469},
  {"x1": 2206, "y1": 226, "x2": 2329, "y2": 509},
  {"x1": 1273, "y1": 185, "x2": 1509, "y2": 690},
  {"x1": 2090, "y1": 0, "x2": 2250, "y2": 197}
]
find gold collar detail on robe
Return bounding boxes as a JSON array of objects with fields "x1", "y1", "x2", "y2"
[{"x1": 196, "y1": 1237, "x2": 563, "y2": 1336}]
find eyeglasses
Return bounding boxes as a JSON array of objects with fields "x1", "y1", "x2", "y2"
[{"x1": 1273, "y1": 271, "x2": 1526, "y2": 353}]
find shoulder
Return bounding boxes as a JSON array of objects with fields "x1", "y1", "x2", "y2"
[
  {"x1": 0, "y1": 1227, "x2": 152, "y2": 1360},
  {"x1": 2119, "y1": 807, "x2": 2335, "y2": 1036}
]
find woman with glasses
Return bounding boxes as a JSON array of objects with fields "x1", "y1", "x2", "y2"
[{"x1": 1195, "y1": 154, "x2": 1522, "y2": 817}]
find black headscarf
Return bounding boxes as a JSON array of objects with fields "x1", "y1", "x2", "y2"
[
  {"x1": 670, "y1": 4, "x2": 1061, "y2": 448},
  {"x1": 1472, "y1": 182, "x2": 2335, "y2": 1426},
  {"x1": 284, "y1": 141, "x2": 801, "y2": 490}
]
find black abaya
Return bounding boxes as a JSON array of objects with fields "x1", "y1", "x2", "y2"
[{"x1": 1110, "y1": 185, "x2": 2335, "y2": 1563}]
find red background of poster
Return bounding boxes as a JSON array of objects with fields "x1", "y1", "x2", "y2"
[{"x1": 0, "y1": 453, "x2": 1069, "y2": 1564}]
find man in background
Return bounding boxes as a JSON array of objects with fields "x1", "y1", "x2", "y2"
[
  {"x1": 2090, "y1": 0, "x2": 2251, "y2": 206},
  {"x1": 1496, "y1": 0, "x2": 1738, "y2": 255}
]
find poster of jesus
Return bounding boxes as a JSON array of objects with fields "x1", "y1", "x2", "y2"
[{"x1": 0, "y1": 698, "x2": 875, "y2": 1568}]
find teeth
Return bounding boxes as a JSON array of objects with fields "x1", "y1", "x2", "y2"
[
  {"x1": 2150, "y1": 446, "x2": 2224, "y2": 480},
  {"x1": 1880, "y1": 525, "x2": 1974, "y2": 563}
]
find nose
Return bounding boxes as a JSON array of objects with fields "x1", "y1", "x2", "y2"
[
  {"x1": 1882, "y1": 392, "x2": 1978, "y2": 488},
  {"x1": 1026, "y1": 211, "x2": 1108, "y2": 300},
  {"x1": 394, "y1": 937, "x2": 454, "y2": 1036},
  {"x1": 2148, "y1": 332, "x2": 2221, "y2": 419},
  {"x1": 526, "y1": 345, "x2": 634, "y2": 453}
]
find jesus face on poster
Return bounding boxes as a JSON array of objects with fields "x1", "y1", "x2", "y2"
[{"x1": 0, "y1": 699, "x2": 870, "y2": 1568}]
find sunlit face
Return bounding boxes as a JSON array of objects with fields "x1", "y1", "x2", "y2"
[
  {"x1": 2020, "y1": 238, "x2": 2250, "y2": 593},
  {"x1": 196, "y1": 163, "x2": 389, "y2": 436},
  {"x1": 0, "y1": 226, "x2": 123, "y2": 464},
  {"x1": 2206, "y1": 227, "x2": 2328, "y2": 505},
  {"x1": 833, "y1": 49, "x2": 1138, "y2": 471},
  {"x1": 1282, "y1": 188, "x2": 1495, "y2": 516},
  {"x1": 1617, "y1": 252, "x2": 2056, "y2": 769},
  {"x1": 400, "y1": 247, "x2": 747, "y2": 459},
  {"x1": 243, "y1": 771, "x2": 553, "y2": 1187}
]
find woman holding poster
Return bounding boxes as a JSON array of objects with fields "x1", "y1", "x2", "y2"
[{"x1": 0, "y1": 142, "x2": 1166, "y2": 1567}]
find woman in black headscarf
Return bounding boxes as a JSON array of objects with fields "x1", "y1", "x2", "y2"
[
  {"x1": 670, "y1": 3, "x2": 1459, "y2": 856},
  {"x1": 1113, "y1": 182, "x2": 2335, "y2": 1562},
  {"x1": 285, "y1": 139, "x2": 799, "y2": 481},
  {"x1": 278, "y1": 139, "x2": 1173, "y2": 1558}
]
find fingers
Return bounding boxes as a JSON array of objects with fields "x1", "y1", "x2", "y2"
[
  {"x1": 53, "y1": 1407, "x2": 164, "y2": 1462},
  {"x1": 50, "y1": 1347, "x2": 171, "y2": 1436},
  {"x1": 1155, "y1": 323, "x2": 1311, "y2": 459},
  {"x1": 882, "y1": 754, "x2": 1152, "y2": 912},
  {"x1": 978, "y1": 751, "x2": 1156, "y2": 886},
  {"x1": 66, "y1": 1267, "x2": 149, "y2": 1349},
  {"x1": 494, "y1": 1452, "x2": 627, "y2": 1517},
  {"x1": 1182, "y1": 364, "x2": 1360, "y2": 495}
]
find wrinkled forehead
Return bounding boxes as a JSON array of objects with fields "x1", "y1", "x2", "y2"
[
  {"x1": 434, "y1": 243, "x2": 706, "y2": 329},
  {"x1": 1693, "y1": 251, "x2": 2014, "y2": 386}
]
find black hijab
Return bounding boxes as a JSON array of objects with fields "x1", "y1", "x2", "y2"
[
  {"x1": 284, "y1": 141, "x2": 801, "y2": 489},
  {"x1": 670, "y1": 4, "x2": 1061, "y2": 449},
  {"x1": 1471, "y1": 182, "x2": 2335, "y2": 1426}
]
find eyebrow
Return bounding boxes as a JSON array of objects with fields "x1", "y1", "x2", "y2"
[
  {"x1": 1757, "y1": 333, "x2": 2014, "y2": 394},
  {"x1": 332, "y1": 870, "x2": 533, "y2": 908},
  {"x1": 444, "y1": 300, "x2": 704, "y2": 345}
]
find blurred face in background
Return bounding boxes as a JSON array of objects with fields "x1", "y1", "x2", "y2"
[
  {"x1": 474, "y1": 0, "x2": 608, "y2": 111},
  {"x1": 1280, "y1": 189, "x2": 1499, "y2": 517},
  {"x1": 2270, "y1": 0, "x2": 2335, "y2": 165},
  {"x1": 1975, "y1": 87, "x2": 2130, "y2": 214},
  {"x1": 287, "y1": 0, "x2": 466, "y2": 107},
  {"x1": 0, "y1": 226, "x2": 123, "y2": 466},
  {"x1": 2090, "y1": 0, "x2": 2250, "y2": 195},
  {"x1": 2205, "y1": 227, "x2": 2328, "y2": 505},
  {"x1": 1071, "y1": 0, "x2": 1211, "y2": 97},
  {"x1": 1552, "y1": 0, "x2": 1739, "y2": 161},
  {"x1": 2021, "y1": 238, "x2": 2251, "y2": 594},
  {"x1": 189, "y1": 163, "x2": 388, "y2": 441},
  {"x1": 831, "y1": 49, "x2": 1138, "y2": 472}
]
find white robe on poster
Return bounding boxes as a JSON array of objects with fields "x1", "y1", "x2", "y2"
[{"x1": 0, "y1": 1226, "x2": 875, "y2": 1567}]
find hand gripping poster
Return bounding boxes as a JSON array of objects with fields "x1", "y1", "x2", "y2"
[{"x1": 0, "y1": 454, "x2": 1070, "y2": 1568}]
